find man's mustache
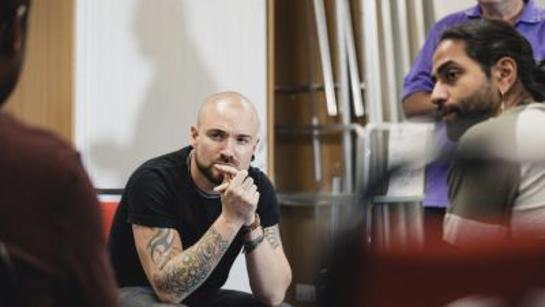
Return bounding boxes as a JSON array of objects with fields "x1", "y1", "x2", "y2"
[
  {"x1": 437, "y1": 104, "x2": 462, "y2": 119},
  {"x1": 215, "y1": 156, "x2": 239, "y2": 168}
]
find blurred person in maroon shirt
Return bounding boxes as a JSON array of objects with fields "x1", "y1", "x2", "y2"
[{"x1": 0, "y1": 0, "x2": 119, "y2": 306}]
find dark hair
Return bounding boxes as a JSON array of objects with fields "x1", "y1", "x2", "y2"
[
  {"x1": 440, "y1": 19, "x2": 545, "y2": 102},
  {"x1": 0, "y1": 0, "x2": 29, "y2": 17}
]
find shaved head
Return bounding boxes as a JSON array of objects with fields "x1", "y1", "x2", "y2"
[
  {"x1": 197, "y1": 91, "x2": 259, "y2": 132},
  {"x1": 190, "y1": 91, "x2": 260, "y2": 191}
]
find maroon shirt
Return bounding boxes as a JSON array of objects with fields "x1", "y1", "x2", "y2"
[{"x1": 0, "y1": 112, "x2": 119, "y2": 307}]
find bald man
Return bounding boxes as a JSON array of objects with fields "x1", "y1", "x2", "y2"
[
  {"x1": 109, "y1": 92, "x2": 292, "y2": 307},
  {"x1": 0, "y1": 1, "x2": 119, "y2": 306}
]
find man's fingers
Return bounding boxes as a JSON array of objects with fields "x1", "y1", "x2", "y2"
[
  {"x1": 213, "y1": 165, "x2": 249, "y2": 193},
  {"x1": 213, "y1": 181, "x2": 229, "y2": 192},
  {"x1": 252, "y1": 191, "x2": 260, "y2": 205},
  {"x1": 230, "y1": 169, "x2": 248, "y2": 187},
  {"x1": 241, "y1": 177, "x2": 254, "y2": 190},
  {"x1": 214, "y1": 164, "x2": 248, "y2": 187},
  {"x1": 242, "y1": 185, "x2": 258, "y2": 205},
  {"x1": 214, "y1": 164, "x2": 238, "y2": 176}
]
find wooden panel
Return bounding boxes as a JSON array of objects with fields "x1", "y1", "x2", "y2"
[
  {"x1": 268, "y1": 0, "x2": 276, "y2": 180},
  {"x1": 280, "y1": 205, "x2": 333, "y2": 307},
  {"x1": 274, "y1": 1, "x2": 347, "y2": 306},
  {"x1": 4, "y1": 0, "x2": 74, "y2": 142},
  {"x1": 274, "y1": 0, "x2": 344, "y2": 193}
]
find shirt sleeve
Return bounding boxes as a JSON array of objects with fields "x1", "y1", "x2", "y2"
[
  {"x1": 126, "y1": 168, "x2": 178, "y2": 228},
  {"x1": 402, "y1": 24, "x2": 442, "y2": 100},
  {"x1": 252, "y1": 169, "x2": 280, "y2": 228}
]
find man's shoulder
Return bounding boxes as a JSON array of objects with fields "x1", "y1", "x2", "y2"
[
  {"x1": 133, "y1": 147, "x2": 187, "y2": 177},
  {"x1": 511, "y1": 104, "x2": 545, "y2": 160},
  {"x1": 466, "y1": 103, "x2": 545, "y2": 134},
  {"x1": 248, "y1": 166, "x2": 273, "y2": 186},
  {"x1": 123, "y1": 148, "x2": 189, "y2": 200},
  {"x1": 460, "y1": 104, "x2": 545, "y2": 159},
  {"x1": 459, "y1": 110, "x2": 517, "y2": 154},
  {"x1": 526, "y1": 0, "x2": 545, "y2": 22},
  {"x1": 0, "y1": 113, "x2": 80, "y2": 172}
]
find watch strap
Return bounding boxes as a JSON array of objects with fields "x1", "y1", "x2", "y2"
[
  {"x1": 242, "y1": 213, "x2": 260, "y2": 234},
  {"x1": 243, "y1": 233, "x2": 264, "y2": 254}
]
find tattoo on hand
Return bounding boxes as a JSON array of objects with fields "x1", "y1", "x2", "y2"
[
  {"x1": 153, "y1": 227, "x2": 229, "y2": 298},
  {"x1": 264, "y1": 225, "x2": 281, "y2": 249}
]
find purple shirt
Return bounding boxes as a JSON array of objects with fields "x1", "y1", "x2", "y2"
[{"x1": 403, "y1": 0, "x2": 545, "y2": 207}]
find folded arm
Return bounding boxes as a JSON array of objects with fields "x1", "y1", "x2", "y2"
[
  {"x1": 133, "y1": 215, "x2": 241, "y2": 304},
  {"x1": 245, "y1": 224, "x2": 292, "y2": 306},
  {"x1": 403, "y1": 91, "x2": 436, "y2": 119}
]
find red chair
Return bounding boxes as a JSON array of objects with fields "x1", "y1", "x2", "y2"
[
  {"x1": 99, "y1": 201, "x2": 119, "y2": 241},
  {"x1": 320, "y1": 227, "x2": 545, "y2": 307},
  {"x1": 356, "y1": 240, "x2": 545, "y2": 307}
]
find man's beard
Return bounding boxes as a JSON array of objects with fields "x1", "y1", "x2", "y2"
[
  {"x1": 195, "y1": 156, "x2": 224, "y2": 185},
  {"x1": 444, "y1": 84, "x2": 499, "y2": 141},
  {"x1": 446, "y1": 113, "x2": 489, "y2": 141}
]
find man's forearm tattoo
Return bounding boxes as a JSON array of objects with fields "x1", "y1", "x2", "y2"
[
  {"x1": 264, "y1": 225, "x2": 281, "y2": 249},
  {"x1": 153, "y1": 227, "x2": 229, "y2": 299},
  {"x1": 148, "y1": 228, "x2": 180, "y2": 269}
]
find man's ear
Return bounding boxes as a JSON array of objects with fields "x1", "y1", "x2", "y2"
[
  {"x1": 252, "y1": 138, "x2": 260, "y2": 153},
  {"x1": 1, "y1": 5, "x2": 28, "y2": 56},
  {"x1": 492, "y1": 56, "x2": 517, "y2": 95},
  {"x1": 190, "y1": 125, "x2": 198, "y2": 147}
]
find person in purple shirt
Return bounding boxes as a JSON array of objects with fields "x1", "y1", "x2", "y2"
[{"x1": 402, "y1": 0, "x2": 545, "y2": 241}]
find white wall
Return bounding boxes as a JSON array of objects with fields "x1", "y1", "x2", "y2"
[
  {"x1": 433, "y1": 0, "x2": 474, "y2": 20},
  {"x1": 75, "y1": 0, "x2": 268, "y2": 190}
]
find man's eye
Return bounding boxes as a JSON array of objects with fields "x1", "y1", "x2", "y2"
[
  {"x1": 237, "y1": 138, "x2": 250, "y2": 145},
  {"x1": 210, "y1": 133, "x2": 224, "y2": 140},
  {"x1": 445, "y1": 69, "x2": 459, "y2": 82}
]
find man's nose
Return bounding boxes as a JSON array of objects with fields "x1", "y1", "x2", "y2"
[
  {"x1": 219, "y1": 138, "x2": 235, "y2": 158},
  {"x1": 431, "y1": 83, "x2": 448, "y2": 108}
]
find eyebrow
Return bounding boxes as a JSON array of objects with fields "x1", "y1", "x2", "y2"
[
  {"x1": 236, "y1": 134, "x2": 253, "y2": 140},
  {"x1": 207, "y1": 129, "x2": 253, "y2": 139},
  {"x1": 207, "y1": 129, "x2": 226, "y2": 135}
]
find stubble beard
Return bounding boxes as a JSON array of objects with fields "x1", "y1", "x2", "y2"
[
  {"x1": 445, "y1": 84, "x2": 499, "y2": 141},
  {"x1": 194, "y1": 153, "x2": 224, "y2": 186}
]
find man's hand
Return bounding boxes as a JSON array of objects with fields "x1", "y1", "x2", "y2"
[
  {"x1": 213, "y1": 164, "x2": 259, "y2": 226},
  {"x1": 403, "y1": 91, "x2": 437, "y2": 120}
]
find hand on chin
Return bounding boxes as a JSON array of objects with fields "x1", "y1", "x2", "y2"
[{"x1": 212, "y1": 164, "x2": 239, "y2": 192}]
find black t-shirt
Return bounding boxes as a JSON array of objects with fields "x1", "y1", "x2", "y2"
[{"x1": 108, "y1": 146, "x2": 279, "y2": 300}]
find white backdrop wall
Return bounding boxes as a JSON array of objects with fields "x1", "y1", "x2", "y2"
[
  {"x1": 75, "y1": 0, "x2": 268, "y2": 190},
  {"x1": 433, "y1": 0, "x2": 474, "y2": 20}
]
